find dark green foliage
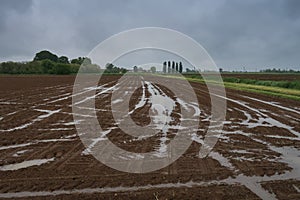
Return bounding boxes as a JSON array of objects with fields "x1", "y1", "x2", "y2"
[
  {"x1": 69, "y1": 64, "x2": 80, "y2": 73},
  {"x1": 167, "y1": 61, "x2": 171, "y2": 73},
  {"x1": 185, "y1": 68, "x2": 197, "y2": 73},
  {"x1": 83, "y1": 57, "x2": 92, "y2": 65},
  {"x1": 52, "y1": 63, "x2": 71, "y2": 74},
  {"x1": 179, "y1": 62, "x2": 183, "y2": 73},
  {"x1": 79, "y1": 63, "x2": 101, "y2": 73},
  {"x1": 105, "y1": 63, "x2": 127, "y2": 74},
  {"x1": 106, "y1": 63, "x2": 114, "y2": 71},
  {"x1": 150, "y1": 66, "x2": 156, "y2": 73},
  {"x1": 164, "y1": 61, "x2": 183, "y2": 74},
  {"x1": 71, "y1": 57, "x2": 85, "y2": 65},
  {"x1": 34, "y1": 50, "x2": 58, "y2": 62},
  {"x1": 0, "y1": 60, "x2": 79, "y2": 75},
  {"x1": 75, "y1": 57, "x2": 100, "y2": 73},
  {"x1": 172, "y1": 61, "x2": 175, "y2": 73},
  {"x1": 163, "y1": 62, "x2": 167, "y2": 73},
  {"x1": 0, "y1": 61, "x2": 43, "y2": 74},
  {"x1": 0, "y1": 62, "x2": 18, "y2": 74},
  {"x1": 184, "y1": 74, "x2": 202, "y2": 79},
  {"x1": 58, "y1": 56, "x2": 69, "y2": 64},
  {"x1": 260, "y1": 68, "x2": 300, "y2": 73},
  {"x1": 223, "y1": 77, "x2": 300, "y2": 90},
  {"x1": 0, "y1": 51, "x2": 100, "y2": 74},
  {"x1": 41, "y1": 59, "x2": 55, "y2": 73}
]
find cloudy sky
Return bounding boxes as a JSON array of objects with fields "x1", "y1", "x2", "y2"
[{"x1": 1, "y1": 0, "x2": 300, "y2": 71}]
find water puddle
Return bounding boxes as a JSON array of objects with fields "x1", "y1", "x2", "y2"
[
  {"x1": 74, "y1": 83, "x2": 119, "y2": 106},
  {"x1": 0, "y1": 136, "x2": 76, "y2": 151},
  {"x1": 81, "y1": 129, "x2": 114, "y2": 155},
  {"x1": 0, "y1": 180, "x2": 232, "y2": 198},
  {"x1": 0, "y1": 158, "x2": 55, "y2": 171},
  {"x1": 0, "y1": 109, "x2": 61, "y2": 132},
  {"x1": 243, "y1": 96, "x2": 300, "y2": 115},
  {"x1": 12, "y1": 149, "x2": 30, "y2": 157},
  {"x1": 208, "y1": 151, "x2": 235, "y2": 171},
  {"x1": 293, "y1": 185, "x2": 300, "y2": 192}
]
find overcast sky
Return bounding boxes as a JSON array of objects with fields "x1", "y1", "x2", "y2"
[{"x1": 1, "y1": 0, "x2": 300, "y2": 71}]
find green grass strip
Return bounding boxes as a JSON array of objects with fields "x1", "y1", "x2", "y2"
[{"x1": 158, "y1": 74, "x2": 300, "y2": 101}]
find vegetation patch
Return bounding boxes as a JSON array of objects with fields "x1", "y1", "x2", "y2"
[{"x1": 223, "y1": 77, "x2": 300, "y2": 90}]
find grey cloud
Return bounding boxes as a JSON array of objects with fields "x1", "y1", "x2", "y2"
[{"x1": 0, "y1": 0, "x2": 299, "y2": 70}]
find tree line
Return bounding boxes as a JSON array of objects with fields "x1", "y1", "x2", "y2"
[
  {"x1": 0, "y1": 50, "x2": 127, "y2": 75},
  {"x1": 162, "y1": 61, "x2": 183, "y2": 74},
  {"x1": 259, "y1": 68, "x2": 300, "y2": 73}
]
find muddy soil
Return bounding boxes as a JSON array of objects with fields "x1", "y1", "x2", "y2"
[{"x1": 0, "y1": 75, "x2": 299, "y2": 199}]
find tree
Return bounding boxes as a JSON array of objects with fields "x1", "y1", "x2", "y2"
[
  {"x1": 41, "y1": 59, "x2": 55, "y2": 73},
  {"x1": 40, "y1": 59, "x2": 72, "y2": 74},
  {"x1": 58, "y1": 56, "x2": 69, "y2": 64},
  {"x1": 69, "y1": 64, "x2": 80, "y2": 73},
  {"x1": 133, "y1": 66, "x2": 138, "y2": 72},
  {"x1": 52, "y1": 63, "x2": 71, "y2": 74},
  {"x1": 150, "y1": 66, "x2": 156, "y2": 73},
  {"x1": 167, "y1": 61, "x2": 171, "y2": 73},
  {"x1": 71, "y1": 57, "x2": 84, "y2": 65},
  {"x1": 80, "y1": 63, "x2": 101, "y2": 73},
  {"x1": 179, "y1": 62, "x2": 183, "y2": 73},
  {"x1": 70, "y1": 57, "x2": 92, "y2": 65},
  {"x1": 175, "y1": 62, "x2": 178, "y2": 72},
  {"x1": 106, "y1": 63, "x2": 114, "y2": 71},
  {"x1": 34, "y1": 50, "x2": 58, "y2": 62},
  {"x1": 82, "y1": 57, "x2": 92, "y2": 65},
  {"x1": 121, "y1": 68, "x2": 127, "y2": 74},
  {"x1": 172, "y1": 61, "x2": 175, "y2": 73},
  {"x1": 163, "y1": 61, "x2": 167, "y2": 73},
  {"x1": 104, "y1": 63, "x2": 127, "y2": 74},
  {"x1": 0, "y1": 62, "x2": 22, "y2": 74}
]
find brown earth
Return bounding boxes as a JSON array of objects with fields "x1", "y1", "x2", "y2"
[{"x1": 0, "y1": 75, "x2": 299, "y2": 199}]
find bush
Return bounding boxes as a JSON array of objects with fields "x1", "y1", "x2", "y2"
[
  {"x1": 223, "y1": 77, "x2": 240, "y2": 83},
  {"x1": 41, "y1": 59, "x2": 55, "y2": 73},
  {"x1": 224, "y1": 77, "x2": 300, "y2": 90},
  {"x1": 0, "y1": 60, "x2": 75, "y2": 75},
  {"x1": 51, "y1": 63, "x2": 71, "y2": 74}
]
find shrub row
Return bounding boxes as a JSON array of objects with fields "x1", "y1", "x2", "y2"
[{"x1": 223, "y1": 77, "x2": 300, "y2": 90}]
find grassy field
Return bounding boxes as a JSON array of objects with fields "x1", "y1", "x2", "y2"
[
  {"x1": 223, "y1": 77, "x2": 300, "y2": 90},
  {"x1": 164, "y1": 73, "x2": 300, "y2": 101},
  {"x1": 223, "y1": 82, "x2": 300, "y2": 101}
]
